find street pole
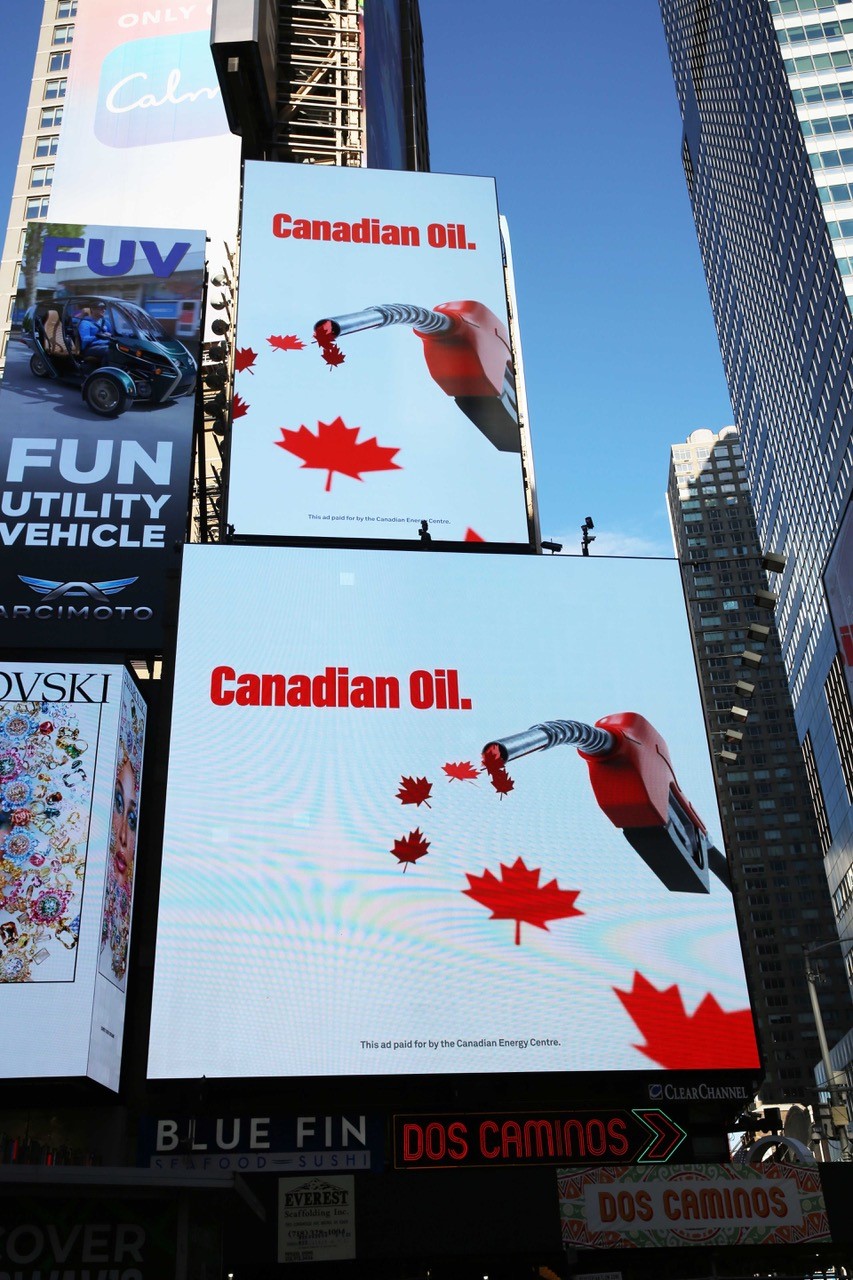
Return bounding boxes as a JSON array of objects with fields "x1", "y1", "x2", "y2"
[{"x1": 803, "y1": 938, "x2": 852, "y2": 1162}]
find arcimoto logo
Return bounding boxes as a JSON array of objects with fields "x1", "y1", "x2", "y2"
[
  {"x1": 96, "y1": 30, "x2": 226, "y2": 147},
  {"x1": 20, "y1": 575, "x2": 139, "y2": 604},
  {"x1": 0, "y1": 575, "x2": 153, "y2": 623}
]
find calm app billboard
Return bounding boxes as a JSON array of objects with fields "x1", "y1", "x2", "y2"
[
  {"x1": 228, "y1": 163, "x2": 532, "y2": 544},
  {"x1": 147, "y1": 546, "x2": 759, "y2": 1080},
  {"x1": 48, "y1": 1, "x2": 240, "y2": 257},
  {"x1": 0, "y1": 664, "x2": 146, "y2": 1090}
]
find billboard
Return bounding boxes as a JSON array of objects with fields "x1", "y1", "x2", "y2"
[
  {"x1": 825, "y1": 497, "x2": 853, "y2": 704},
  {"x1": 0, "y1": 223, "x2": 204, "y2": 649},
  {"x1": 227, "y1": 163, "x2": 531, "y2": 544},
  {"x1": 0, "y1": 663, "x2": 146, "y2": 1090},
  {"x1": 363, "y1": 0, "x2": 408, "y2": 170},
  {"x1": 48, "y1": 0, "x2": 241, "y2": 263},
  {"x1": 558, "y1": 1164, "x2": 830, "y2": 1249},
  {"x1": 147, "y1": 547, "x2": 758, "y2": 1080}
]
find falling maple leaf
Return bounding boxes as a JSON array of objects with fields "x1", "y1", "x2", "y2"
[
  {"x1": 396, "y1": 775, "x2": 432, "y2": 808},
  {"x1": 463, "y1": 856, "x2": 582, "y2": 945},
  {"x1": 313, "y1": 320, "x2": 346, "y2": 370},
  {"x1": 614, "y1": 972, "x2": 759, "y2": 1070},
  {"x1": 481, "y1": 744, "x2": 505, "y2": 777},
  {"x1": 275, "y1": 417, "x2": 401, "y2": 492},
  {"x1": 232, "y1": 392, "x2": 249, "y2": 419},
  {"x1": 321, "y1": 342, "x2": 346, "y2": 369},
  {"x1": 391, "y1": 827, "x2": 430, "y2": 872},
  {"x1": 442, "y1": 761, "x2": 480, "y2": 783},
  {"x1": 268, "y1": 333, "x2": 305, "y2": 352},
  {"x1": 489, "y1": 769, "x2": 515, "y2": 799},
  {"x1": 234, "y1": 346, "x2": 258, "y2": 373},
  {"x1": 464, "y1": 528, "x2": 485, "y2": 542}
]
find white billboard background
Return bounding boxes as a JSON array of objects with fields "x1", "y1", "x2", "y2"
[
  {"x1": 49, "y1": 0, "x2": 240, "y2": 263},
  {"x1": 147, "y1": 548, "x2": 757, "y2": 1080},
  {"x1": 0, "y1": 666, "x2": 146, "y2": 1089},
  {"x1": 228, "y1": 164, "x2": 531, "y2": 543}
]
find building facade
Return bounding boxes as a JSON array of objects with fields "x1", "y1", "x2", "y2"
[
  {"x1": 668, "y1": 426, "x2": 851, "y2": 1101},
  {"x1": 659, "y1": 0, "x2": 853, "y2": 1017}
]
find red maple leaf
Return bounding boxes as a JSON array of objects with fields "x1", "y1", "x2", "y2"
[
  {"x1": 464, "y1": 528, "x2": 485, "y2": 542},
  {"x1": 442, "y1": 761, "x2": 480, "y2": 782},
  {"x1": 313, "y1": 320, "x2": 346, "y2": 370},
  {"x1": 232, "y1": 392, "x2": 249, "y2": 419},
  {"x1": 396, "y1": 775, "x2": 432, "y2": 808},
  {"x1": 268, "y1": 333, "x2": 305, "y2": 352},
  {"x1": 481, "y1": 744, "x2": 505, "y2": 777},
  {"x1": 489, "y1": 769, "x2": 515, "y2": 799},
  {"x1": 391, "y1": 827, "x2": 430, "y2": 872},
  {"x1": 234, "y1": 346, "x2": 257, "y2": 373},
  {"x1": 614, "y1": 972, "x2": 759, "y2": 1070},
  {"x1": 275, "y1": 417, "x2": 401, "y2": 491},
  {"x1": 463, "y1": 856, "x2": 582, "y2": 945}
]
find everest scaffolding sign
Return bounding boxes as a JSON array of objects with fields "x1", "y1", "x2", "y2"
[{"x1": 558, "y1": 1164, "x2": 830, "y2": 1249}]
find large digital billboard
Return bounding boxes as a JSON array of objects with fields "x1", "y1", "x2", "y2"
[
  {"x1": 48, "y1": 0, "x2": 241, "y2": 264},
  {"x1": 227, "y1": 163, "x2": 532, "y2": 544},
  {"x1": 0, "y1": 223, "x2": 204, "y2": 650},
  {"x1": 147, "y1": 547, "x2": 759, "y2": 1080},
  {"x1": 0, "y1": 664, "x2": 146, "y2": 1090}
]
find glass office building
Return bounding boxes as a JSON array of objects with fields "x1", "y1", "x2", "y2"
[{"x1": 660, "y1": 1, "x2": 853, "y2": 1050}]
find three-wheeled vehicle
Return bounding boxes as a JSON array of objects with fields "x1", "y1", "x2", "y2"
[{"x1": 22, "y1": 295, "x2": 197, "y2": 417}]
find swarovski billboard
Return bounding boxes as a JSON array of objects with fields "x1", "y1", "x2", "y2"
[{"x1": 0, "y1": 663, "x2": 146, "y2": 1090}]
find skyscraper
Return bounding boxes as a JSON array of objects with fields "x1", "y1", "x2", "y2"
[
  {"x1": 668, "y1": 426, "x2": 850, "y2": 1101},
  {"x1": 659, "y1": 0, "x2": 853, "y2": 1035}
]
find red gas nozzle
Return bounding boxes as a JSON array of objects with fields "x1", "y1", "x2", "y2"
[
  {"x1": 312, "y1": 301, "x2": 522, "y2": 453},
  {"x1": 483, "y1": 712, "x2": 718, "y2": 895}
]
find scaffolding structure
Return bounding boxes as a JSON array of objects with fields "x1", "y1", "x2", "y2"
[{"x1": 275, "y1": 0, "x2": 365, "y2": 167}]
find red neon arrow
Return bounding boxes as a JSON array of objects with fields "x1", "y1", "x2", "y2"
[{"x1": 633, "y1": 1108, "x2": 686, "y2": 1162}]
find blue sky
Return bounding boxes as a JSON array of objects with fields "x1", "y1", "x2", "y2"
[{"x1": 0, "y1": 2, "x2": 734, "y2": 555}]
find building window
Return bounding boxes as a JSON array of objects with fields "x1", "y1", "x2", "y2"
[
  {"x1": 24, "y1": 196, "x2": 50, "y2": 220},
  {"x1": 802, "y1": 732, "x2": 832, "y2": 854},
  {"x1": 52, "y1": 23, "x2": 74, "y2": 44},
  {"x1": 34, "y1": 135, "x2": 59, "y2": 159},
  {"x1": 44, "y1": 78, "x2": 67, "y2": 100},
  {"x1": 825, "y1": 655, "x2": 853, "y2": 801},
  {"x1": 48, "y1": 51, "x2": 71, "y2": 71},
  {"x1": 39, "y1": 104, "x2": 63, "y2": 127},
  {"x1": 30, "y1": 166, "x2": 54, "y2": 189},
  {"x1": 57, "y1": 0, "x2": 77, "y2": 15}
]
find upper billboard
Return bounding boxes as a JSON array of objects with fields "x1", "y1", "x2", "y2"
[
  {"x1": 0, "y1": 222, "x2": 204, "y2": 650},
  {"x1": 228, "y1": 163, "x2": 532, "y2": 544},
  {"x1": 363, "y1": 0, "x2": 407, "y2": 170},
  {"x1": 48, "y1": 0, "x2": 241, "y2": 262},
  {"x1": 147, "y1": 546, "x2": 758, "y2": 1080},
  {"x1": 0, "y1": 663, "x2": 146, "y2": 1090}
]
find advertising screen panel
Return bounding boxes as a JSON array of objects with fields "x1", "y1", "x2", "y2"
[
  {"x1": 363, "y1": 0, "x2": 407, "y2": 170},
  {"x1": 228, "y1": 163, "x2": 531, "y2": 544},
  {"x1": 147, "y1": 547, "x2": 758, "y2": 1080},
  {"x1": 0, "y1": 223, "x2": 204, "y2": 650},
  {"x1": 558, "y1": 1164, "x2": 830, "y2": 1249},
  {"x1": 48, "y1": 0, "x2": 241, "y2": 262},
  {"x1": 0, "y1": 664, "x2": 146, "y2": 1090}
]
